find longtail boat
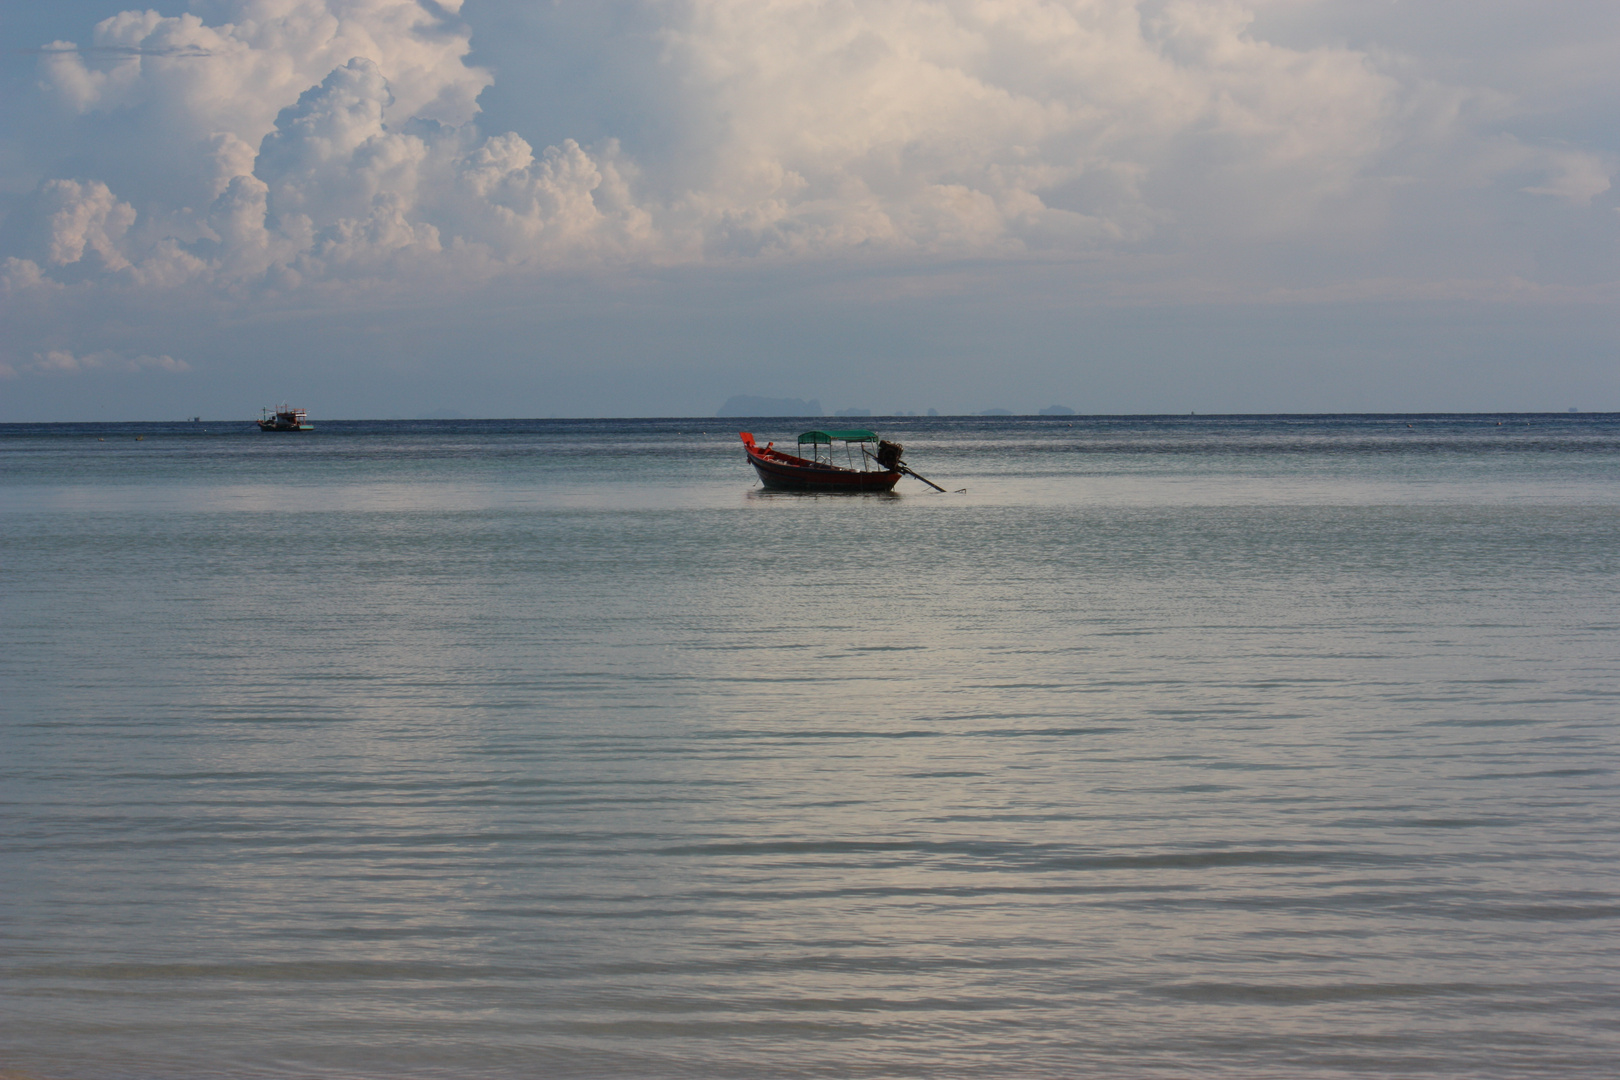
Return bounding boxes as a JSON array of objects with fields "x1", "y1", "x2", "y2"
[{"x1": 740, "y1": 429, "x2": 906, "y2": 491}]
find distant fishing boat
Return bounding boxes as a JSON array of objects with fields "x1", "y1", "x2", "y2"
[
  {"x1": 740, "y1": 429, "x2": 942, "y2": 491},
  {"x1": 257, "y1": 405, "x2": 313, "y2": 432}
]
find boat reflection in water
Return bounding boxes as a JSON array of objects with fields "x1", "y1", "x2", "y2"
[{"x1": 741, "y1": 429, "x2": 941, "y2": 492}]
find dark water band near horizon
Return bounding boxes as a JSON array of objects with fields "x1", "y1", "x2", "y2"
[{"x1": 2, "y1": 414, "x2": 1618, "y2": 1079}]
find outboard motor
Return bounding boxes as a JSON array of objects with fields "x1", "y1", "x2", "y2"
[{"x1": 876, "y1": 440, "x2": 904, "y2": 470}]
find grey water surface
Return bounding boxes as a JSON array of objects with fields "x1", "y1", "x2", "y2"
[{"x1": 2, "y1": 415, "x2": 1618, "y2": 1078}]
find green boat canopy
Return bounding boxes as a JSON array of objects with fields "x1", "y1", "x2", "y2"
[{"x1": 797, "y1": 429, "x2": 878, "y2": 444}]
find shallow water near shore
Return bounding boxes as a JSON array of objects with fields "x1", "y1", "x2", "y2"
[{"x1": 3, "y1": 414, "x2": 1618, "y2": 1078}]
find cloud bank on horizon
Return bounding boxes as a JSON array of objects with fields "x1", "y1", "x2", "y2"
[{"x1": 1, "y1": 0, "x2": 1617, "y2": 407}]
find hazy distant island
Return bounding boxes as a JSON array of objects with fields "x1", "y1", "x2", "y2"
[
  {"x1": 716, "y1": 400, "x2": 1075, "y2": 419},
  {"x1": 717, "y1": 395, "x2": 824, "y2": 417}
]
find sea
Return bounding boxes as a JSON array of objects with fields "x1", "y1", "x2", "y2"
[{"x1": 2, "y1": 414, "x2": 1617, "y2": 1079}]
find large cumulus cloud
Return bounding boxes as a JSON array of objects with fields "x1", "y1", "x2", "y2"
[{"x1": 1, "y1": 0, "x2": 1616, "y2": 300}]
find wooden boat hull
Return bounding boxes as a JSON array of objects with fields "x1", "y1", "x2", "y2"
[{"x1": 741, "y1": 433, "x2": 900, "y2": 492}]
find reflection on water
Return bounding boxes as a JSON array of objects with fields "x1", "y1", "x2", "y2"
[{"x1": 2, "y1": 416, "x2": 1618, "y2": 1078}]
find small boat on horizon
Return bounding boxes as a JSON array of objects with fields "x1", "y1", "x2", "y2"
[
  {"x1": 257, "y1": 405, "x2": 313, "y2": 432},
  {"x1": 740, "y1": 429, "x2": 941, "y2": 492}
]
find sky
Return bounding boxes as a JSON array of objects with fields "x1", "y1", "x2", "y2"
[{"x1": 1, "y1": 0, "x2": 1617, "y2": 420}]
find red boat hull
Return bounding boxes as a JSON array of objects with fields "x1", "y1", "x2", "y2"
[{"x1": 740, "y1": 433, "x2": 901, "y2": 492}]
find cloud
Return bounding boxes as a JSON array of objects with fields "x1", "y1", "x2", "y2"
[
  {"x1": 2, "y1": 349, "x2": 191, "y2": 378},
  {"x1": 40, "y1": 1, "x2": 487, "y2": 131},
  {"x1": 40, "y1": 179, "x2": 136, "y2": 271},
  {"x1": 1522, "y1": 148, "x2": 1614, "y2": 205},
  {"x1": 647, "y1": 0, "x2": 1425, "y2": 253},
  {"x1": 1, "y1": 0, "x2": 1616, "y2": 301}
]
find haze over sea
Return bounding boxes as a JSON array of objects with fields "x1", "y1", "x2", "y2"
[{"x1": 3, "y1": 414, "x2": 1618, "y2": 1079}]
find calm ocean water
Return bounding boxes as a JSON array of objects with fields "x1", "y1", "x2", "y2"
[{"x1": 2, "y1": 414, "x2": 1618, "y2": 1079}]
